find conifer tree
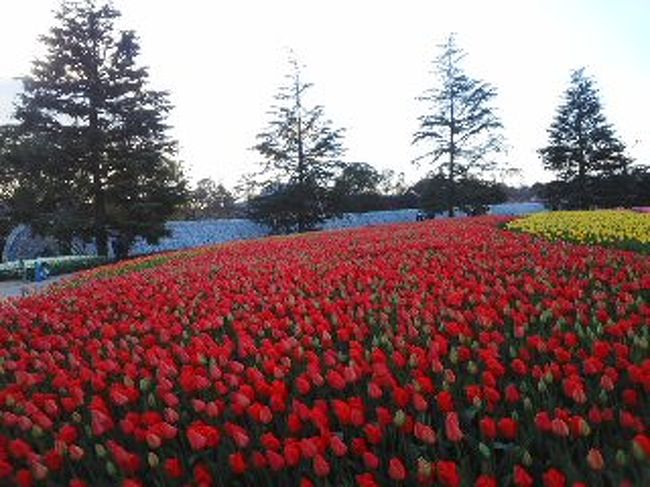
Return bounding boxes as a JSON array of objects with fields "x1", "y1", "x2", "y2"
[
  {"x1": 413, "y1": 34, "x2": 505, "y2": 217},
  {"x1": 1, "y1": 0, "x2": 186, "y2": 257},
  {"x1": 539, "y1": 68, "x2": 630, "y2": 209},
  {"x1": 249, "y1": 55, "x2": 345, "y2": 233}
]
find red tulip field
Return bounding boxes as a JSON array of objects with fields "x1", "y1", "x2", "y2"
[{"x1": 0, "y1": 216, "x2": 648, "y2": 486}]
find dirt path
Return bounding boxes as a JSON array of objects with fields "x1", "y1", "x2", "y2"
[{"x1": 0, "y1": 274, "x2": 69, "y2": 300}]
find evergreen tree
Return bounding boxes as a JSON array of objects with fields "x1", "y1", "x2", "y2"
[
  {"x1": 413, "y1": 34, "x2": 505, "y2": 217},
  {"x1": 332, "y1": 162, "x2": 385, "y2": 213},
  {"x1": 539, "y1": 68, "x2": 630, "y2": 209},
  {"x1": 0, "y1": 0, "x2": 186, "y2": 257},
  {"x1": 181, "y1": 178, "x2": 236, "y2": 219},
  {"x1": 249, "y1": 55, "x2": 345, "y2": 233}
]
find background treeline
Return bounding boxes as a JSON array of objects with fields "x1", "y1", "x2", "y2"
[{"x1": 0, "y1": 1, "x2": 648, "y2": 258}]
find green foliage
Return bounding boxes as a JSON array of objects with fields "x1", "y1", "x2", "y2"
[
  {"x1": 247, "y1": 54, "x2": 345, "y2": 233},
  {"x1": 0, "y1": 0, "x2": 187, "y2": 257},
  {"x1": 413, "y1": 175, "x2": 507, "y2": 216},
  {"x1": 176, "y1": 178, "x2": 237, "y2": 220},
  {"x1": 248, "y1": 180, "x2": 337, "y2": 234},
  {"x1": 332, "y1": 162, "x2": 387, "y2": 213},
  {"x1": 538, "y1": 166, "x2": 649, "y2": 210},
  {"x1": 413, "y1": 34, "x2": 506, "y2": 216}
]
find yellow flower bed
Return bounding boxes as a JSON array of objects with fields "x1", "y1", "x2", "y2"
[{"x1": 506, "y1": 210, "x2": 650, "y2": 251}]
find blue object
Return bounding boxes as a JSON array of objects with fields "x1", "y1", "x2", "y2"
[{"x1": 34, "y1": 260, "x2": 50, "y2": 282}]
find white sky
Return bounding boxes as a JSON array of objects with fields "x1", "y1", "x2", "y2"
[{"x1": 1, "y1": 0, "x2": 649, "y2": 188}]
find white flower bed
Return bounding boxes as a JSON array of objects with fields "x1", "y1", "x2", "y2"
[{"x1": 3, "y1": 203, "x2": 546, "y2": 260}]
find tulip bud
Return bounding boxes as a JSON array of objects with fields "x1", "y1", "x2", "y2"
[
  {"x1": 95, "y1": 444, "x2": 107, "y2": 458},
  {"x1": 472, "y1": 396, "x2": 482, "y2": 409},
  {"x1": 479, "y1": 442, "x2": 491, "y2": 459},
  {"x1": 68, "y1": 445, "x2": 84, "y2": 461},
  {"x1": 449, "y1": 348, "x2": 458, "y2": 364},
  {"x1": 123, "y1": 376, "x2": 134, "y2": 388},
  {"x1": 146, "y1": 433, "x2": 162, "y2": 449},
  {"x1": 444, "y1": 369, "x2": 456, "y2": 384},
  {"x1": 72, "y1": 412, "x2": 82, "y2": 423},
  {"x1": 148, "y1": 452, "x2": 160, "y2": 468},
  {"x1": 523, "y1": 398, "x2": 533, "y2": 411},
  {"x1": 467, "y1": 361, "x2": 478, "y2": 375},
  {"x1": 537, "y1": 380, "x2": 547, "y2": 393},
  {"x1": 417, "y1": 457, "x2": 432, "y2": 478},
  {"x1": 31, "y1": 425, "x2": 43, "y2": 438},
  {"x1": 522, "y1": 450, "x2": 533, "y2": 467},
  {"x1": 586, "y1": 449, "x2": 604, "y2": 470},
  {"x1": 409, "y1": 354, "x2": 418, "y2": 368},
  {"x1": 394, "y1": 409, "x2": 406, "y2": 428},
  {"x1": 632, "y1": 438, "x2": 648, "y2": 462},
  {"x1": 616, "y1": 450, "x2": 627, "y2": 466},
  {"x1": 598, "y1": 390, "x2": 608, "y2": 404},
  {"x1": 148, "y1": 393, "x2": 157, "y2": 407},
  {"x1": 544, "y1": 372, "x2": 554, "y2": 384},
  {"x1": 139, "y1": 378, "x2": 151, "y2": 392},
  {"x1": 106, "y1": 461, "x2": 117, "y2": 476},
  {"x1": 32, "y1": 462, "x2": 48, "y2": 480}
]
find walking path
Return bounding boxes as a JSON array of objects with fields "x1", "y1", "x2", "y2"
[{"x1": 0, "y1": 275, "x2": 68, "y2": 300}]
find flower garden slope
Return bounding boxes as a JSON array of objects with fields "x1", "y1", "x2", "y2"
[
  {"x1": 0, "y1": 217, "x2": 648, "y2": 486},
  {"x1": 506, "y1": 210, "x2": 650, "y2": 253}
]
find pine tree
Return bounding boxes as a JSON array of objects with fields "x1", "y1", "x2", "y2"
[
  {"x1": 1, "y1": 0, "x2": 186, "y2": 257},
  {"x1": 539, "y1": 68, "x2": 630, "y2": 209},
  {"x1": 249, "y1": 55, "x2": 345, "y2": 233},
  {"x1": 413, "y1": 34, "x2": 505, "y2": 217}
]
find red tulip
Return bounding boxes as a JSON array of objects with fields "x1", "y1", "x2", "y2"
[
  {"x1": 498, "y1": 417, "x2": 518, "y2": 440},
  {"x1": 543, "y1": 468, "x2": 566, "y2": 487},
  {"x1": 229, "y1": 452, "x2": 247, "y2": 474},
  {"x1": 362, "y1": 451, "x2": 380, "y2": 469},
  {"x1": 164, "y1": 458, "x2": 183, "y2": 479},
  {"x1": 313, "y1": 454, "x2": 330, "y2": 477},
  {"x1": 514, "y1": 466, "x2": 534, "y2": 487},
  {"x1": 475, "y1": 475, "x2": 498, "y2": 487},
  {"x1": 437, "y1": 460, "x2": 460, "y2": 487},
  {"x1": 445, "y1": 412, "x2": 463, "y2": 442},
  {"x1": 414, "y1": 421, "x2": 436, "y2": 444},
  {"x1": 388, "y1": 457, "x2": 406, "y2": 481}
]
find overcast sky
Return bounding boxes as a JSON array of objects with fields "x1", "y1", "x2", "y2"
[{"x1": 1, "y1": 0, "x2": 649, "y2": 188}]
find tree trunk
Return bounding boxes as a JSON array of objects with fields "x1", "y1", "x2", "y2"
[
  {"x1": 448, "y1": 91, "x2": 456, "y2": 218},
  {"x1": 577, "y1": 160, "x2": 586, "y2": 210},
  {"x1": 89, "y1": 18, "x2": 108, "y2": 256},
  {"x1": 92, "y1": 169, "x2": 108, "y2": 256},
  {"x1": 296, "y1": 74, "x2": 306, "y2": 233},
  {"x1": 115, "y1": 234, "x2": 131, "y2": 260}
]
